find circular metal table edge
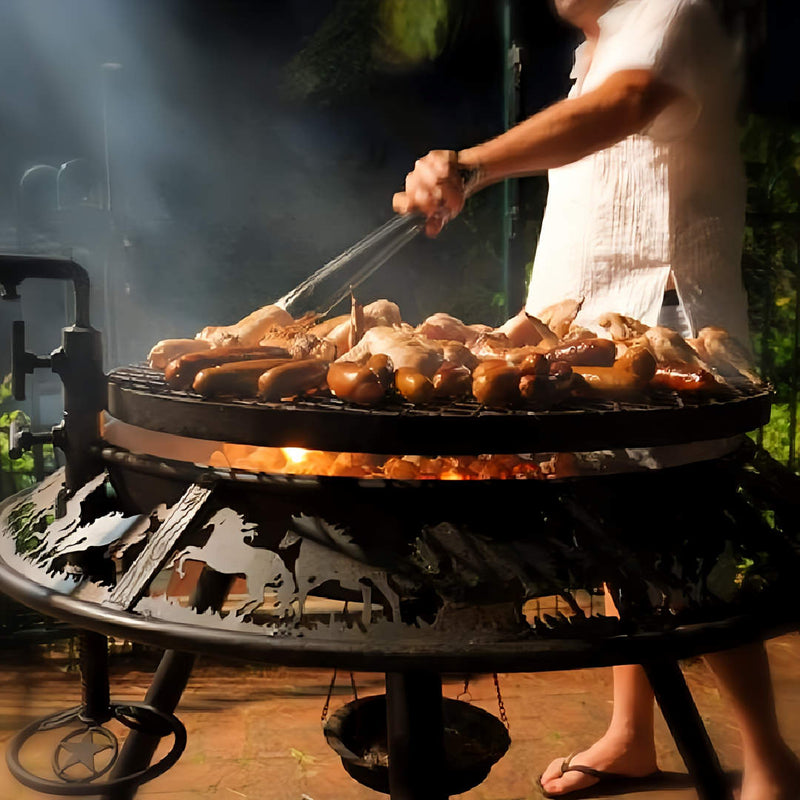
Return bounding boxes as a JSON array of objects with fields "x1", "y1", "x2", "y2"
[{"x1": 0, "y1": 553, "x2": 794, "y2": 674}]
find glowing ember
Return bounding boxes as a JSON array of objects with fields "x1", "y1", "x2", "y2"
[
  {"x1": 206, "y1": 443, "x2": 547, "y2": 480},
  {"x1": 282, "y1": 447, "x2": 309, "y2": 464}
]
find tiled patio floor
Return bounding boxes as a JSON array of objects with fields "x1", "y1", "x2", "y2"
[{"x1": 1, "y1": 633, "x2": 800, "y2": 800}]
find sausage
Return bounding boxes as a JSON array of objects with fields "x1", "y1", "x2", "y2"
[
  {"x1": 366, "y1": 353, "x2": 394, "y2": 389},
  {"x1": 517, "y1": 352, "x2": 549, "y2": 377},
  {"x1": 519, "y1": 373, "x2": 549, "y2": 403},
  {"x1": 432, "y1": 364, "x2": 472, "y2": 398},
  {"x1": 472, "y1": 363, "x2": 521, "y2": 407},
  {"x1": 519, "y1": 361, "x2": 573, "y2": 407},
  {"x1": 549, "y1": 359, "x2": 574, "y2": 384},
  {"x1": 545, "y1": 337, "x2": 616, "y2": 367},
  {"x1": 193, "y1": 358, "x2": 292, "y2": 397},
  {"x1": 165, "y1": 345, "x2": 291, "y2": 390},
  {"x1": 614, "y1": 344, "x2": 657, "y2": 380},
  {"x1": 572, "y1": 366, "x2": 646, "y2": 394},
  {"x1": 148, "y1": 338, "x2": 211, "y2": 370},
  {"x1": 650, "y1": 363, "x2": 719, "y2": 392},
  {"x1": 395, "y1": 367, "x2": 435, "y2": 404},
  {"x1": 257, "y1": 359, "x2": 330, "y2": 401},
  {"x1": 471, "y1": 359, "x2": 508, "y2": 380},
  {"x1": 326, "y1": 361, "x2": 386, "y2": 406}
]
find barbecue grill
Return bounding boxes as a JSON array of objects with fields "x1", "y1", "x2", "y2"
[{"x1": 0, "y1": 254, "x2": 797, "y2": 800}]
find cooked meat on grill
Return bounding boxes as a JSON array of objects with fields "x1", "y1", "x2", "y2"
[
  {"x1": 596, "y1": 312, "x2": 650, "y2": 341},
  {"x1": 432, "y1": 363, "x2": 472, "y2": 398},
  {"x1": 572, "y1": 365, "x2": 647, "y2": 395},
  {"x1": 349, "y1": 295, "x2": 365, "y2": 350},
  {"x1": 193, "y1": 358, "x2": 292, "y2": 398},
  {"x1": 690, "y1": 326, "x2": 761, "y2": 384},
  {"x1": 641, "y1": 326, "x2": 707, "y2": 369},
  {"x1": 612, "y1": 344, "x2": 657, "y2": 380},
  {"x1": 545, "y1": 338, "x2": 616, "y2": 368},
  {"x1": 338, "y1": 326, "x2": 444, "y2": 377},
  {"x1": 165, "y1": 345, "x2": 292, "y2": 390},
  {"x1": 257, "y1": 359, "x2": 330, "y2": 401},
  {"x1": 650, "y1": 362, "x2": 720, "y2": 393},
  {"x1": 537, "y1": 298, "x2": 584, "y2": 339},
  {"x1": 440, "y1": 341, "x2": 480, "y2": 371},
  {"x1": 468, "y1": 331, "x2": 517, "y2": 360},
  {"x1": 327, "y1": 358, "x2": 389, "y2": 406},
  {"x1": 562, "y1": 325, "x2": 598, "y2": 342},
  {"x1": 320, "y1": 299, "x2": 403, "y2": 357},
  {"x1": 198, "y1": 304, "x2": 294, "y2": 347},
  {"x1": 472, "y1": 361, "x2": 523, "y2": 407},
  {"x1": 415, "y1": 312, "x2": 483, "y2": 345},
  {"x1": 146, "y1": 292, "x2": 761, "y2": 410},
  {"x1": 395, "y1": 367, "x2": 435, "y2": 404},
  {"x1": 495, "y1": 310, "x2": 559, "y2": 349},
  {"x1": 148, "y1": 338, "x2": 211, "y2": 370}
]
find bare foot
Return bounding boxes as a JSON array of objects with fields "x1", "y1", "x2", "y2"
[
  {"x1": 739, "y1": 746, "x2": 800, "y2": 800},
  {"x1": 538, "y1": 734, "x2": 658, "y2": 797}
]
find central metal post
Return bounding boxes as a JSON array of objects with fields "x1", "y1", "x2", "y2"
[{"x1": 385, "y1": 670, "x2": 447, "y2": 800}]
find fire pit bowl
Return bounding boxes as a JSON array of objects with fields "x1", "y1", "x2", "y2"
[{"x1": 323, "y1": 694, "x2": 511, "y2": 795}]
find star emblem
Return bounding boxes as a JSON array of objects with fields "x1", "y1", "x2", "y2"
[{"x1": 53, "y1": 726, "x2": 118, "y2": 781}]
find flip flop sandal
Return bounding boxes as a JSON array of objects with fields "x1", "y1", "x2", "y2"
[{"x1": 537, "y1": 751, "x2": 662, "y2": 799}]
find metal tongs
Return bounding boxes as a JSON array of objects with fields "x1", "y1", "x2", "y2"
[{"x1": 275, "y1": 213, "x2": 425, "y2": 319}]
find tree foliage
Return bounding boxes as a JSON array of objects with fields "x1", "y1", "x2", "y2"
[{"x1": 741, "y1": 114, "x2": 800, "y2": 469}]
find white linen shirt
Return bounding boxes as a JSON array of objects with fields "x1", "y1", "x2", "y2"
[{"x1": 525, "y1": 0, "x2": 751, "y2": 345}]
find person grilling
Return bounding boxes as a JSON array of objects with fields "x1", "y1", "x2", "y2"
[{"x1": 393, "y1": 0, "x2": 800, "y2": 798}]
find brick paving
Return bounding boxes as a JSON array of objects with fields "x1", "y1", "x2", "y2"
[{"x1": 1, "y1": 634, "x2": 800, "y2": 800}]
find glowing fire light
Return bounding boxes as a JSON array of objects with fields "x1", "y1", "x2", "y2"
[{"x1": 282, "y1": 447, "x2": 309, "y2": 464}]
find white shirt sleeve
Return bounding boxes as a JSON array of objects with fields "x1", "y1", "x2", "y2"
[{"x1": 590, "y1": 0, "x2": 723, "y2": 140}]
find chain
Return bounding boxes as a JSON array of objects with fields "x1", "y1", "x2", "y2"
[
  {"x1": 321, "y1": 602, "x2": 359, "y2": 722},
  {"x1": 456, "y1": 674, "x2": 472, "y2": 703},
  {"x1": 320, "y1": 669, "x2": 338, "y2": 723},
  {"x1": 349, "y1": 671, "x2": 358, "y2": 701},
  {"x1": 493, "y1": 673, "x2": 509, "y2": 730}
]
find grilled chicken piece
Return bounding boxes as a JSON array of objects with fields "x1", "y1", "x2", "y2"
[
  {"x1": 469, "y1": 332, "x2": 516, "y2": 360},
  {"x1": 307, "y1": 314, "x2": 350, "y2": 338},
  {"x1": 337, "y1": 326, "x2": 444, "y2": 377},
  {"x1": 287, "y1": 332, "x2": 337, "y2": 361},
  {"x1": 641, "y1": 326, "x2": 707, "y2": 369},
  {"x1": 562, "y1": 324, "x2": 598, "y2": 342},
  {"x1": 416, "y1": 312, "x2": 484, "y2": 346},
  {"x1": 596, "y1": 312, "x2": 650, "y2": 341},
  {"x1": 198, "y1": 304, "x2": 294, "y2": 348},
  {"x1": 441, "y1": 341, "x2": 480, "y2": 371},
  {"x1": 324, "y1": 299, "x2": 403, "y2": 357},
  {"x1": 148, "y1": 338, "x2": 211, "y2": 370},
  {"x1": 690, "y1": 326, "x2": 761, "y2": 384},
  {"x1": 537, "y1": 298, "x2": 584, "y2": 339},
  {"x1": 496, "y1": 310, "x2": 559, "y2": 349},
  {"x1": 349, "y1": 294, "x2": 365, "y2": 350}
]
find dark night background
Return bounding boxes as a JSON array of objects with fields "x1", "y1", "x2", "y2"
[{"x1": 0, "y1": 0, "x2": 793, "y2": 406}]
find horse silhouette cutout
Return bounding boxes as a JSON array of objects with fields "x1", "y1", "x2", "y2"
[{"x1": 174, "y1": 508, "x2": 294, "y2": 617}]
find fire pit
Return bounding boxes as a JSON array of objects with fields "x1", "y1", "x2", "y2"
[{"x1": 0, "y1": 254, "x2": 797, "y2": 800}]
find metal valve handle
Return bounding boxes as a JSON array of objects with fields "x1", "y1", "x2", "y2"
[{"x1": 11, "y1": 320, "x2": 52, "y2": 401}]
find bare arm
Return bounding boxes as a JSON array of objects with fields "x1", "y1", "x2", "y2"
[{"x1": 394, "y1": 69, "x2": 683, "y2": 235}]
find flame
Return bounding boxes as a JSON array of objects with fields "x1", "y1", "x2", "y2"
[{"x1": 282, "y1": 447, "x2": 309, "y2": 464}]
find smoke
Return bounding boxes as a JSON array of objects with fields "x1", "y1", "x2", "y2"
[{"x1": 0, "y1": 0, "x2": 520, "y2": 380}]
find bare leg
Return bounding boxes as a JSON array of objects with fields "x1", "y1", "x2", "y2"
[
  {"x1": 705, "y1": 643, "x2": 800, "y2": 800},
  {"x1": 539, "y1": 591, "x2": 658, "y2": 796}
]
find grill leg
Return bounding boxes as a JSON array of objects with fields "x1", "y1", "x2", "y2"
[
  {"x1": 96, "y1": 648, "x2": 196, "y2": 800},
  {"x1": 95, "y1": 568, "x2": 234, "y2": 800},
  {"x1": 386, "y1": 670, "x2": 447, "y2": 800},
  {"x1": 643, "y1": 659, "x2": 733, "y2": 800}
]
